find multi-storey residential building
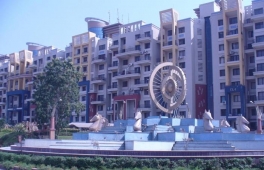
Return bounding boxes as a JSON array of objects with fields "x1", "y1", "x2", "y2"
[
  {"x1": 71, "y1": 32, "x2": 98, "y2": 122},
  {"x1": 0, "y1": 55, "x2": 9, "y2": 120}
]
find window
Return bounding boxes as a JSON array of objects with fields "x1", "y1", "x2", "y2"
[
  {"x1": 255, "y1": 22, "x2": 264, "y2": 29},
  {"x1": 179, "y1": 50, "x2": 185, "y2": 57},
  {"x1": 179, "y1": 39, "x2": 185, "y2": 45},
  {"x1": 197, "y1": 28, "x2": 202, "y2": 35},
  {"x1": 135, "y1": 67, "x2": 141, "y2": 73},
  {"x1": 145, "y1": 43, "x2": 150, "y2": 49},
  {"x1": 257, "y1": 50, "x2": 264, "y2": 57},
  {"x1": 249, "y1": 56, "x2": 255, "y2": 63},
  {"x1": 16, "y1": 65, "x2": 19, "y2": 70},
  {"x1": 233, "y1": 95, "x2": 240, "y2": 102},
  {"x1": 123, "y1": 81, "x2": 128, "y2": 87},
  {"x1": 47, "y1": 56, "x2": 51, "y2": 60},
  {"x1": 98, "y1": 105, "x2": 103, "y2": 111},
  {"x1": 179, "y1": 62, "x2": 185, "y2": 68},
  {"x1": 168, "y1": 30, "x2": 172, "y2": 36},
  {"x1": 99, "y1": 64, "x2": 104, "y2": 70},
  {"x1": 81, "y1": 116, "x2": 85, "y2": 122},
  {"x1": 251, "y1": 108, "x2": 256, "y2": 116},
  {"x1": 113, "y1": 61, "x2": 118, "y2": 66},
  {"x1": 144, "y1": 65, "x2": 150, "y2": 72},
  {"x1": 257, "y1": 63, "x2": 264, "y2": 71},
  {"x1": 144, "y1": 77, "x2": 149, "y2": 83},
  {"x1": 198, "y1": 63, "x2": 203, "y2": 72},
  {"x1": 259, "y1": 92, "x2": 264, "y2": 100},
  {"x1": 113, "y1": 40, "x2": 118, "y2": 45},
  {"x1": 197, "y1": 39, "x2": 202, "y2": 48},
  {"x1": 251, "y1": 81, "x2": 256, "y2": 89},
  {"x1": 99, "y1": 44, "x2": 105, "y2": 50},
  {"x1": 220, "y1": 70, "x2": 225, "y2": 76},
  {"x1": 82, "y1": 76, "x2": 87, "y2": 81},
  {"x1": 198, "y1": 51, "x2": 202, "y2": 60},
  {"x1": 218, "y1": 32, "x2": 224, "y2": 38},
  {"x1": 229, "y1": 17, "x2": 237, "y2": 24},
  {"x1": 123, "y1": 60, "x2": 128, "y2": 65},
  {"x1": 145, "y1": 31, "x2": 151, "y2": 37},
  {"x1": 248, "y1": 30, "x2": 253, "y2": 38},
  {"x1": 135, "y1": 56, "x2": 140, "y2": 62},
  {"x1": 144, "y1": 89, "x2": 149, "y2": 95},
  {"x1": 81, "y1": 96, "x2": 86, "y2": 101},
  {"x1": 75, "y1": 116, "x2": 79, "y2": 122},
  {"x1": 144, "y1": 100, "x2": 150, "y2": 108},
  {"x1": 135, "y1": 34, "x2": 140, "y2": 39},
  {"x1": 198, "y1": 75, "x2": 203, "y2": 81},
  {"x1": 220, "y1": 96, "x2": 226, "y2": 103},
  {"x1": 168, "y1": 53, "x2": 172, "y2": 59},
  {"x1": 219, "y1": 57, "x2": 225, "y2": 64},
  {"x1": 233, "y1": 68, "x2": 240, "y2": 75},
  {"x1": 254, "y1": 8, "x2": 263, "y2": 15},
  {"x1": 218, "y1": 19, "x2": 223, "y2": 26},
  {"x1": 83, "y1": 57, "x2": 87, "y2": 62},
  {"x1": 256, "y1": 35, "x2": 264, "y2": 43},
  {"x1": 145, "y1": 54, "x2": 150, "y2": 60},
  {"x1": 112, "y1": 82, "x2": 117, "y2": 88},
  {"x1": 220, "y1": 82, "x2": 225, "y2": 89},
  {"x1": 232, "y1": 108, "x2": 241, "y2": 115},
  {"x1": 53, "y1": 55, "x2": 56, "y2": 59},
  {"x1": 231, "y1": 42, "x2": 239, "y2": 49},
  {"x1": 82, "y1": 86, "x2": 86, "y2": 91},
  {"x1": 135, "y1": 45, "x2": 141, "y2": 50},
  {"x1": 98, "y1": 95, "x2": 104, "y2": 101},
  {"x1": 113, "y1": 51, "x2": 118, "y2": 56},
  {"x1": 221, "y1": 109, "x2": 226, "y2": 116},
  {"x1": 83, "y1": 47, "x2": 88, "y2": 53},
  {"x1": 82, "y1": 66, "x2": 87, "y2": 72},
  {"x1": 258, "y1": 77, "x2": 264, "y2": 85},
  {"x1": 219, "y1": 44, "x2": 224, "y2": 51},
  {"x1": 179, "y1": 27, "x2": 185, "y2": 33},
  {"x1": 134, "y1": 79, "x2": 140, "y2": 85},
  {"x1": 98, "y1": 85, "x2": 104, "y2": 90},
  {"x1": 113, "y1": 72, "x2": 117, "y2": 77}
]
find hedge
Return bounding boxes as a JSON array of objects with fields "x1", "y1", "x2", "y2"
[{"x1": 0, "y1": 152, "x2": 263, "y2": 170}]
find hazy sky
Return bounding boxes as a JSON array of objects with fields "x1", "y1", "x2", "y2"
[{"x1": 0, "y1": 0, "x2": 252, "y2": 55}]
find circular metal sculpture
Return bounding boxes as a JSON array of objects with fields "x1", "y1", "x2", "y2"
[{"x1": 149, "y1": 62, "x2": 187, "y2": 113}]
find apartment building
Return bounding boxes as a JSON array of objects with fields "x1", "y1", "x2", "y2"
[
  {"x1": 0, "y1": 55, "x2": 9, "y2": 120},
  {"x1": 71, "y1": 32, "x2": 98, "y2": 122}
]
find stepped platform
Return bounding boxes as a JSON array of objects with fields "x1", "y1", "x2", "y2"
[{"x1": 172, "y1": 141, "x2": 235, "y2": 151}]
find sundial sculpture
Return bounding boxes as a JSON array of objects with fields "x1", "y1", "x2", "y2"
[{"x1": 149, "y1": 62, "x2": 187, "y2": 114}]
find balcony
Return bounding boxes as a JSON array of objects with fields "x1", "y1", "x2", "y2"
[
  {"x1": 33, "y1": 68, "x2": 43, "y2": 76},
  {"x1": 162, "y1": 41, "x2": 178, "y2": 50},
  {"x1": 8, "y1": 72, "x2": 32, "y2": 80},
  {"x1": 28, "y1": 64, "x2": 37, "y2": 69},
  {"x1": 115, "y1": 47, "x2": 141, "y2": 59},
  {"x1": 107, "y1": 107, "x2": 114, "y2": 113},
  {"x1": 79, "y1": 90, "x2": 87, "y2": 95},
  {"x1": 134, "y1": 57, "x2": 151, "y2": 65},
  {"x1": 0, "y1": 71, "x2": 8, "y2": 75},
  {"x1": 108, "y1": 63, "x2": 119, "y2": 71},
  {"x1": 110, "y1": 43, "x2": 119, "y2": 50},
  {"x1": 253, "y1": 69, "x2": 264, "y2": 77},
  {"x1": 0, "y1": 101, "x2": 5, "y2": 105},
  {"x1": 245, "y1": 71, "x2": 255, "y2": 79},
  {"x1": 0, "y1": 86, "x2": 7, "y2": 90},
  {"x1": 252, "y1": 39, "x2": 264, "y2": 49},
  {"x1": 115, "y1": 70, "x2": 141, "y2": 80},
  {"x1": 137, "y1": 104, "x2": 151, "y2": 111},
  {"x1": 91, "y1": 76, "x2": 106, "y2": 84},
  {"x1": 91, "y1": 97, "x2": 105, "y2": 105},
  {"x1": 108, "y1": 85, "x2": 118, "y2": 92},
  {"x1": 91, "y1": 56, "x2": 106, "y2": 64},
  {"x1": 226, "y1": 55, "x2": 239, "y2": 66},
  {"x1": 255, "y1": 96, "x2": 264, "y2": 105},
  {"x1": 251, "y1": 12, "x2": 264, "y2": 22},
  {"x1": 226, "y1": 29, "x2": 238, "y2": 40},
  {"x1": 135, "y1": 33, "x2": 152, "y2": 43},
  {"x1": 244, "y1": 44, "x2": 254, "y2": 53},
  {"x1": 134, "y1": 80, "x2": 149, "y2": 88}
]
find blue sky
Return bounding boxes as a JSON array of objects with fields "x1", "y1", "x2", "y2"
[{"x1": 0, "y1": 0, "x2": 251, "y2": 55}]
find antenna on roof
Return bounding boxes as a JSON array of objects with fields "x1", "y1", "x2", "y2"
[
  {"x1": 117, "y1": 9, "x2": 119, "y2": 23},
  {"x1": 108, "y1": 11, "x2": 110, "y2": 24}
]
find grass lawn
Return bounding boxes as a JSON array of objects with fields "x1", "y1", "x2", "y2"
[{"x1": 57, "y1": 136, "x2": 72, "y2": 140}]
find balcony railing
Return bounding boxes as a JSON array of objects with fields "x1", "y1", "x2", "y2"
[
  {"x1": 258, "y1": 96, "x2": 264, "y2": 101},
  {"x1": 134, "y1": 80, "x2": 149, "y2": 85},
  {"x1": 135, "y1": 33, "x2": 151, "y2": 40},
  {"x1": 227, "y1": 29, "x2": 238, "y2": 35},
  {"x1": 108, "y1": 85, "x2": 118, "y2": 89},
  {"x1": 91, "y1": 76, "x2": 106, "y2": 81},
  {"x1": 91, "y1": 97, "x2": 105, "y2": 102},
  {"x1": 92, "y1": 56, "x2": 106, "y2": 61},
  {"x1": 228, "y1": 55, "x2": 239, "y2": 62},
  {"x1": 118, "y1": 70, "x2": 141, "y2": 75},
  {"x1": 108, "y1": 63, "x2": 119, "y2": 67},
  {"x1": 119, "y1": 47, "x2": 141, "y2": 53},
  {"x1": 245, "y1": 44, "x2": 253, "y2": 50},
  {"x1": 135, "y1": 56, "x2": 151, "y2": 62}
]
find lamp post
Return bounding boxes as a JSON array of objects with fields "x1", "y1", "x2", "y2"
[
  {"x1": 250, "y1": 101, "x2": 262, "y2": 134},
  {"x1": 186, "y1": 102, "x2": 191, "y2": 118}
]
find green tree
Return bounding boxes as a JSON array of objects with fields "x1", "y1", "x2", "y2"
[{"x1": 33, "y1": 59, "x2": 84, "y2": 138}]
